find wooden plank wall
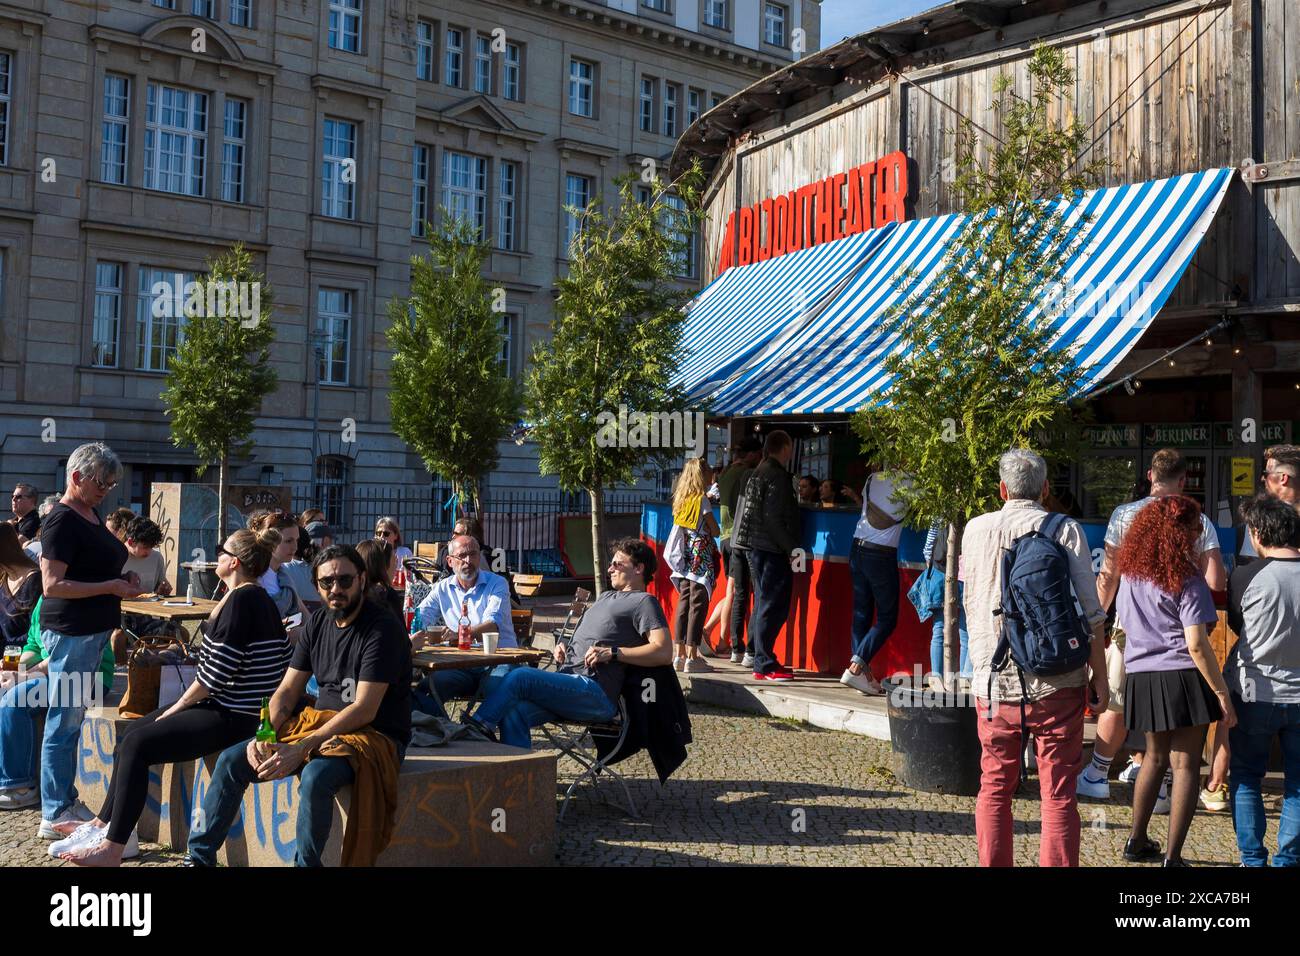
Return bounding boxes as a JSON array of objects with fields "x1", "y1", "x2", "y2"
[{"x1": 701, "y1": 1, "x2": 1299, "y2": 310}]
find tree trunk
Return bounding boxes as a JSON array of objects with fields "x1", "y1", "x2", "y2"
[
  {"x1": 943, "y1": 519, "x2": 963, "y2": 685},
  {"x1": 590, "y1": 484, "x2": 606, "y2": 597},
  {"x1": 217, "y1": 447, "x2": 230, "y2": 555}
]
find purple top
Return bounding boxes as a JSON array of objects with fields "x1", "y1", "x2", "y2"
[{"x1": 1118, "y1": 575, "x2": 1218, "y2": 673}]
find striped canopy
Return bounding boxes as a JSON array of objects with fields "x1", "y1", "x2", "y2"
[{"x1": 681, "y1": 168, "x2": 1235, "y2": 416}]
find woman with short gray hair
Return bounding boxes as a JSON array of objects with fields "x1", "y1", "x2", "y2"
[{"x1": 32, "y1": 442, "x2": 142, "y2": 840}]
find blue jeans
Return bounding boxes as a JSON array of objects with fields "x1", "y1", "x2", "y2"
[
  {"x1": 39, "y1": 628, "x2": 111, "y2": 820},
  {"x1": 928, "y1": 605, "x2": 971, "y2": 678},
  {"x1": 0, "y1": 676, "x2": 46, "y2": 790},
  {"x1": 187, "y1": 737, "x2": 356, "y2": 867},
  {"x1": 1229, "y1": 694, "x2": 1300, "y2": 867},
  {"x1": 849, "y1": 543, "x2": 899, "y2": 668},
  {"x1": 412, "y1": 665, "x2": 513, "y2": 721},
  {"x1": 746, "y1": 549, "x2": 793, "y2": 674},
  {"x1": 472, "y1": 667, "x2": 615, "y2": 749}
]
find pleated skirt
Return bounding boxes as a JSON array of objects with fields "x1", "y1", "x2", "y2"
[{"x1": 1124, "y1": 667, "x2": 1222, "y2": 733}]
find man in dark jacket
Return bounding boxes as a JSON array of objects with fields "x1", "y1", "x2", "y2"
[{"x1": 732, "y1": 430, "x2": 801, "y2": 681}]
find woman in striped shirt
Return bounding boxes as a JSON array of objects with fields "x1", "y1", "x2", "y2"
[{"x1": 55, "y1": 527, "x2": 291, "y2": 866}]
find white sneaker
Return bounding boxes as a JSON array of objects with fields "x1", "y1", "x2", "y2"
[
  {"x1": 729, "y1": 649, "x2": 745, "y2": 664},
  {"x1": 840, "y1": 669, "x2": 884, "y2": 696},
  {"x1": 683, "y1": 657, "x2": 712, "y2": 674},
  {"x1": 0, "y1": 786, "x2": 38, "y2": 810},
  {"x1": 741, "y1": 653, "x2": 755, "y2": 669},
  {"x1": 672, "y1": 656, "x2": 685, "y2": 672},
  {"x1": 39, "y1": 801, "x2": 95, "y2": 840},
  {"x1": 1076, "y1": 767, "x2": 1110, "y2": 800},
  {"x1": 1153, "y1": 793, "x2": 1171, "y2": 815},
  {"x1": 50, "y1": 823, "x2": 139, "y2": 861},
  {"x1": 1117, "y1": 757, "x2": 1141, "y2": 784}
]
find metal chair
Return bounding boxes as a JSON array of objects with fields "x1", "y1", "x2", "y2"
[
  {"x1": 541, "y1": 695, "x2": 637, "y2": 821},
  {"x1": 551, "y1": 587, "x2": 592, "y2": 646}
]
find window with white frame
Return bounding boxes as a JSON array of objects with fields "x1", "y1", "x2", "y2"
[
  {"x1": 137, "y1": 266, "x2": 196, "y2": 372},
  {"x1": 704, "y1": 0, "x2": 728, "y2": 28},
  {"x1": 101, "y1": 74, "x2": 129, "y2": 184},
  {"x1": 503, "y1": 43, "x2": 522, "y2": 101},
  {"x1": 221, "y1": 97, "x2": 247, "y2": 203},
  {"x1": 639, "y1": 77, "x2": 655, "y2": 133},
  {"x1": 328, "y1": 0, "x2": 362, "y2": 53},
  {"x1": 764, "y1": 2, "x2": 787, "y2": 47},
  {"x1": 687, "y1": 87, "x2": 702, "y2": 125},
  {"x1": 230, "y1": 0, "x2": 252, "y2": 27},
  {"x1": 316, "y1": 288, "x2": 352, "y2": 385},
  {"x1": 144, "y1": 83, "x2": 208, "y2": 197},
  {"x1": 92, "y1": 262, "x2": 123, "y2": 368},
  {"x1": 152, "y1": 0, "x2": 175, "y2": 7},
  {"x1": 568, "y1": 59, "x2": 593, "y2": 118},
  {"x1": 412, "y1": 143, "x2": 429, "y2": 237},
  {"x1": 563, "y1": 173, "x2": 591, "y2": 255},
  {"x1": 474, "y1": 35, "x2": 492, "y2": 95},
  {"x1": 441, "y1": 150, "x2": 487, "y2": 237},
  {"x1": 642, "y1": 0, "x2": 671, "y2": 11},
  {"x1": 416, "y1": 20, "x2": 435, "y2": 81},
  {"x1": 320, "y1": 117, "x2": 356, "y2": 219},
  {"x1": 496, "y1": 160, "x2": 517, "y2": 252},
  {"x1": 498, "y1": 313, "x2": 514, "y2": 373},
  {"x1": 191, "y1": 0, "x2": 215, "y2": 18},
  {"x1": 663, "y1": 83, "x2": 678, "y2": 138},
  {"x1": 0, "y1": 53, "x2": 9, "y2": 167},
  {"x1": 445, "y1": 28, "x2": 463, "y2": 88},
  {"x1": 711, "y1": 92, "x2": 724, "y2": 109},
  {"x1": 664, "y1": 193, "x2": 696, "y2": 278}
]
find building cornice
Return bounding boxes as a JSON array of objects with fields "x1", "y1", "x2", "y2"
[{"x1": 88, "y1": 22, "x2": 278, "y2": 80}]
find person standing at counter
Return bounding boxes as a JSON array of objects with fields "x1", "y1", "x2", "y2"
[
  {"x1": 714, "y1": 438, "x2": 761, "y2": 666},
  {"x1": 840, "y1": 464, "x2": 912, "y2": 696},
  {"x1": 732, "y1": 431, "x2": 800, "y2": 682}
]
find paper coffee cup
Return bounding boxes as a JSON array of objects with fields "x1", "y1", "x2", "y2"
[{"x1": 482, "y1": 632, "x2": 499, "y2": 654}]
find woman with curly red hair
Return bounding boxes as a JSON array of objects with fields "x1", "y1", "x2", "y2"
[{"x1": 1115, "y1": 495, "x2": 1237, "y2": 866}]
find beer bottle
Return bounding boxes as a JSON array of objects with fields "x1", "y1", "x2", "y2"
[
  {"x1": 255, "y1": 697, "x2": 277, "y2": 744},
  {"x1": 457, "y1": 599, "x2": 472, "y2": 650}
]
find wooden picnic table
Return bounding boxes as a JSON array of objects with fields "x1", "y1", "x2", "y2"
[
  {"x1": 412, "y1": 645, "x2": 548, "y2": 672},
  {"x1": 120, "y1": 596, "x2": 220, "y2": 622}
]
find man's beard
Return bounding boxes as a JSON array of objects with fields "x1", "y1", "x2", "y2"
[{"x1": 331, "y1": 591, "x2": 364, "y2": 623}]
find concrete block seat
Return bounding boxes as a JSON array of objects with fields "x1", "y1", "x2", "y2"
[{"x1": 74, "y1": 676, "x2": 555, "y2": 866}]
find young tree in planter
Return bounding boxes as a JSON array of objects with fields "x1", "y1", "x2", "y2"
[
  {"x1": 387, "y1": 214, "x2": 521, "y2": 522},
  {"x1": 852, "y1": 45, "x2": 1103, "y2": 684},
  {"x1": 525, "y1": 167, "x2": 703, "y2": 595},
  {"x1": 162, "y1": 242, "x2": 277, "y2": 549}
]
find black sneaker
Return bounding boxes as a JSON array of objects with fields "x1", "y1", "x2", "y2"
[
  {"x1": 1162, "y1": 856, "x2": 1190, "y2": 867},
  {"x1": 461, "y1": 714, "x2": 498, "y2": 743},
  {"x1": 181, "y1": 853, "x2": 210, "y2": 867},
  {"x1": 1123, "y1": 837, "x2": 1163, "y2": 863}
]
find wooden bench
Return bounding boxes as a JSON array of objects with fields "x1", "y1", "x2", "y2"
[{"x1": 76, "y1": 679, "x2": 555, "y2": 866}]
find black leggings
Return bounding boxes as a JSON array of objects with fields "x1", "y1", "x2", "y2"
[{"x1": 98, "y1": 700, "x2": 257, "y2": 845}]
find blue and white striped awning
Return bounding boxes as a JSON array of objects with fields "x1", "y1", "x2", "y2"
[
  {"x1": 673, "y1": 223, "x2": 895, "y2": 396},
  {"x1": 686, "y1": 168, "x2": 1235, "y2": 416}
]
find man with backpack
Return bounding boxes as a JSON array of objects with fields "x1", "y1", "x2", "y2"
[{"x1": 962, "y1": 449, "x2": 1109, "y2": 866}]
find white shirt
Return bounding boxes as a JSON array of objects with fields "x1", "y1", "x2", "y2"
[
  {"x1": 853, "y1": 471, "x2": 912, "y2": 547},
  {"x1": 415, "y1": 568, "x2": 516, "y2": 647},
  {"x1": 1103, "y1": 496, "x2": 1220, "y2": 554}
]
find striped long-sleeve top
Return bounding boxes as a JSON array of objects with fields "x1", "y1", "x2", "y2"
[{"x1": 195, "y1": 585, "x2": 292, "y2": 716}]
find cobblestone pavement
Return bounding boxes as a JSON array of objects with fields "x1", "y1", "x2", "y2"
[{"x1": 0, "y1": 704, "x2": 1261, "y2": 867}]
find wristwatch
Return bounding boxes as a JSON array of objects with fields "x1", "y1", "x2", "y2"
[{"x1": 610, "y1": 646, "x2": 620, "y2": 662}]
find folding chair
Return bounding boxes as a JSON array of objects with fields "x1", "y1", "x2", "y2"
[
  {"x1": 541, "y1": 695, "x2": 637, "y2": 821},
  {"x1": 551, "y1": 587, "x2": 592, "y2": 646}
]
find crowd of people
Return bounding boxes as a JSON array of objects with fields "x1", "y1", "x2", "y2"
[{"x1": 2, "y1": 435, "x2": 1297, "y2": 870}]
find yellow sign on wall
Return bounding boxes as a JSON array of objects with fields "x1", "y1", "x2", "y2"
[{"x1": 1231, "y1": 457, "x2": 1255, "y2": 496}]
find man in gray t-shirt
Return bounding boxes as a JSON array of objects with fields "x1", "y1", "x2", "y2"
[{"x1": 466, "y1": 538, "x2": 672, "y2": 749}]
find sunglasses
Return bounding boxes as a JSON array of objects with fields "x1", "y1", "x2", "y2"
[
  {"x1": 1262, "y1": 471, "x2": 1294, "y2": 481},
  {"x1": 216, "y1": 544, "x2": 234, "y2": 559},
  {"x1": 88, "y1": 475, "x2": 117, "y2": 492},
  {"x1": 316, "y1": 574, "x2": 357, "y2": 591}
]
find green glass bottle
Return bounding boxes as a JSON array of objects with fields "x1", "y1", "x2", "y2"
[{"x1": 255, "y1": 697, "x2": 276, "y2": 744}]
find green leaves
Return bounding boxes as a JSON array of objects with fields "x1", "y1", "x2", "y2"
[
  {"x1": 852, "y1": 44, "x2": 1098, "y2": 529},
  {"x1": 160, "y1": 242, "x2": 277, "y2": 476},
  {"x1": 386, "y1": 215, "x2": 521, "y2": 505}
]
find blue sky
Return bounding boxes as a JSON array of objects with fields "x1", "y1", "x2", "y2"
[{"x1": 819, "y1": 0, "x2": 939, "y2": 47}]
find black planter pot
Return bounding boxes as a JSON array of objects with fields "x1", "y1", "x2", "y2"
[{"x1": 885, "y1": 683, "x2": 982, "y2": 796}]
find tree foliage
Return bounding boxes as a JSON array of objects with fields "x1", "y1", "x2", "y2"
[
  {"x1": 161, "y1": 242, "x2": 277, "y2": 540},
  {"x1": 851, "y1": 46, "x2": 1104, "y2": 676},
  {"x1": 387, "y1": 215, "x2": 521, "y2": 513},
  {"x1": 525, "y1": 163, "x2": 704, "y2": 590}
]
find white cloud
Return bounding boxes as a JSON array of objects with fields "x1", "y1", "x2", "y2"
[{"x1": 818, "y1": 0, "x2": 939, "y2": 48}]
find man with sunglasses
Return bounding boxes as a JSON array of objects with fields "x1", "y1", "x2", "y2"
[
  {"x1": 1242, "y1": 445, "x2": 1300, "y2": 559},
  {"x1": 410, "y1": 533, "x2": 516, "y2": 720},
  {"x1": 186, "y1": 544, "x2": 411, "y2": 866},
  {"x1": 9, "y1": 484, "x2": 39, "y2": 542}
]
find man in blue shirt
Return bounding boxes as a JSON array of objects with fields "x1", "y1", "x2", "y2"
[{"x1": 412, "y1": 534, "x2": 516, "y2": 719}]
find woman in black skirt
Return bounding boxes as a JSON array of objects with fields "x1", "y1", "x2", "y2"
[{"x1": 1114, "y1": 495, "x2": 1237, "y2": 866}]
